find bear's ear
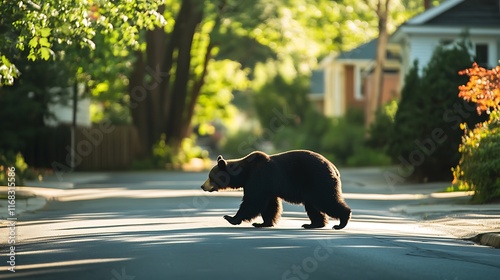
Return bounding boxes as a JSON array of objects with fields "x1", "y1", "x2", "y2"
[{"x1": 217, "y1": 155, "x2": 227, "y2": 171}]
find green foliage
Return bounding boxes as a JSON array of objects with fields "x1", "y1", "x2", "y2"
[
  {"x1": 319, "y1": 111, "x2": 366, "y2": 164},
  {"x1": 452, "y1": 113, "x2": 500, "y2": 203},
  {"x1": 389, "y1": 41, "x2": 486, "y2": 181},
  {"x1": 0, "y1": 89, "x2": 44, "y2": 153},
  {"x1": 0, "y1": 152, "x2": 29, "y2": 185},
  {"x1": 346, "y1": 146, "x2": 392, "y2": 167},
  {"x1": 272, "y1": 109, "x2": 331, "y2": 153},
  {"x1": 219, "y1": 129, "x2": 261, "y2": 159},
  {"x1": 452, "y1": 63, "x2": 500, "y2": 203},
  {"x1": 152, "y1": 134, "x2": 209, "y2": 169},
  {"x1": 0, "y1": 0, "x2": 165, "y2": 86},
  {"x1": 215, "y1": 0, "x2": 423, "y2": 78},
  {"x1": 367, "y1": 99, "x2": 398, "y2": 151},
  {"x1": 193, "y1": 59, "x2": 246, "y2": 132},
  {"x1": 252, "y1": 62, "x2": 310, "y2": 128},
  {"x1": 0, "y1": 55, "x2": 20, "y2": 85},
  {"x1": 176, "y1": 137, "x2": 210, "y2": 166},
  {"x1": 389, "y1": 60, "x2": 423, "y2": 161},
  {"x1": 247, "y1": 60, "x2": 390, "y2": 167},
  {"x1": 0, "y1": 51, "x2": 89, "y2": 159},
  {"x1": 0, "y1": 0, "x2": 434, "y2": 171},
  {"x1": 269, "y1": 107, "x2": 389, "y2": 166}
]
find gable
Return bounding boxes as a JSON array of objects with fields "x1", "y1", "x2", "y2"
[
  {"x1": 426, "y1": 0, "x2": 500, "y2": 27},
  {"x1": 406, "y1": 0, "x2": 500, "y2": 27},
  {"x1": 391, "y1": 0, "x2": 500, "y2": 45}
]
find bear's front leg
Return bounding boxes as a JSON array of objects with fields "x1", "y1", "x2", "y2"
[
  {"x1": 224, "y1": 196, "x2": 264, "y2": 226},
  {"x1": 223, "y1": 215, "x2": 242, "y2": 225},
  {"x1": 252, "y1": 197, "x2": 282, "y2": 228}
]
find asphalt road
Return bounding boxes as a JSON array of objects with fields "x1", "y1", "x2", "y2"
[{"x1": 2, "y1": 170, "x2": 500, "y2": 279}]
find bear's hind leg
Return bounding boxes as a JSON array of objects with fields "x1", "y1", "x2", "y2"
[
  {"x1": 318, "y1": 201, "x2": 351, "y2": 230},
  {"x1": 302, "y1": 203, "x2": 327, "y2": 229},
  {"x1": 253, "y1": 197, "x2": 282, "y2": 228}
]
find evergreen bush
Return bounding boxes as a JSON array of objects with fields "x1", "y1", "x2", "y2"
[{"x1": 389, "y1": 42, "x2": 486, "y2": 181}]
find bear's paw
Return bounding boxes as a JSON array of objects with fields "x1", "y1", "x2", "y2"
[
  {"x1": 252, "y1": 222, "x2": 273, "y2": 228},
  {"x1": 223, "y1": 215, "x2": 241, "y2": 225},
  {"x1": 302, "y1": 223, "x2": 326, "y2": 229}
]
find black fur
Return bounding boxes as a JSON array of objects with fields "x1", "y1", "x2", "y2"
[{"x1": 201, "y1": 150, "x2": 351, "y2": 230}]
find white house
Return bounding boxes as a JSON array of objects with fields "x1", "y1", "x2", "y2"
[
  {"x1": 310, "y1": 0, "x2": 500, "y2": 119},
  {"x1": 391, "y1": 0, "x2": 500, "y2": 79}
]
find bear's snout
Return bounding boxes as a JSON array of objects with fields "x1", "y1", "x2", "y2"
[{"x1": 201, "y1": 178, "x2": 217, "y2": 192}]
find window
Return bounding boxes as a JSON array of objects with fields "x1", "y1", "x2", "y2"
[
  {"x1": 354, "y1": 66, "x2": 364, "y2": 101},
  {"x1": 475, "y1": 44, "x2": 489, "y2": 67}
]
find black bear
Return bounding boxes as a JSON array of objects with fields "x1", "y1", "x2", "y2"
[{"x1": 201, "y1": 150, "x2": 351, "y2": 230}]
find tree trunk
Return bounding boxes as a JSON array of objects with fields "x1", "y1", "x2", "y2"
[
  {"x1": 424, "y1": 0, "x2": 432, "y2": 10},
  {"x1": 366, "y1": 0, "x2": 390, "y2": 127},
  {"x1": 182, "y1": 3, "x2": 226, "y2": 139},
  {"x1": 129, "y1": 50, "x2": 150, "y2": 157},
  {"x1": 129, "y1": 0, "x2": 206, "y2": 157},
  {"x1": 165, "y1": 0, "x2": 204, "y2": 150}
]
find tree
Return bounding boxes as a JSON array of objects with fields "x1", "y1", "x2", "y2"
[
  {"x1": 0, "y1": 0, "x2": 165, "y2": 168},
  {"x1": 127, "y1": 0, "x2": 351, "y2": 158},
  {"x1": 389, "y1": 41, "x2": 487, "y2": 181},
  {"x1": 388, "y1": 60, "x2": 422, "y2": 161},
  {"x1": 129, "y1": 1, "x2": 208, "y2": 157},
  {"x1": 0, "y1": 0, "x2": 165, "y2": 87},
  {"x1": 364, "y1": 0, "x2": 447, "y2": 126},
  {"x1": 458, "y1": 63, "x2": 500, "y2": 115},
  {"x1": 367, "y1": 0, "x2": 391, "y2": 127}
]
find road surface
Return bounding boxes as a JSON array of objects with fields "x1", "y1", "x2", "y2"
[{"x1": 1, "y1": 169, "x2": 499, "y2": 279}]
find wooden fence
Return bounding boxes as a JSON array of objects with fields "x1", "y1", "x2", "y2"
[{"x1": 23, "y1": 125, "x2": 142, "y2": 171}]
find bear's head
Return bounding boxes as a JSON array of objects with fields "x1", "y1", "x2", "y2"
[
  {"x1": 201, "y1": 155, "x2": 236, "y2": 192},
  {"x1": 201, "y1": 152, "x2": 268, "y2": 192}
]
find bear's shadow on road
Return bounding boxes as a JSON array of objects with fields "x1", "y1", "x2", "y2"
[
  {"x1": 11, "y1": 216, "x2": 500, "y2": 280},
  {"x1": 9, "y1": 192, "x2": 500, "y2": 279}
]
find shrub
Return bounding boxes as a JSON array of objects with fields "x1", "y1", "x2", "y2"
[
  {"x1": 452, "y1": 63, "x2": 500, "y2": 203},
  {"x1": 219, "y1": 129, "x2": 261, "y2": 158},
  {"x1": 0, "y1": 152, "x2": 29, "y2": 185},
  {"x1": 346, "y1": 146, "x2": 392, "y2": 167},
  {"x1": 152, "y1": 134, "x2": 209, "y2": 169},
  {"x1": 452, "y1": 113, "x2": 500, "y2": 202},
  {"x1": 389, "y1": 42, "x2": 486, "y2": 181},
  {"x1": 367, "y1": 99, "x2": 398, "y2": 151},
  {"x1": 320, "y1": 114, "x2": 365, "y2": 164},
  {"x1": 253, "y1": 73, "x2": 309, "y2": 129},
  {"x1": 388, "y1": 61, "x2": 422, "y2": 163}
]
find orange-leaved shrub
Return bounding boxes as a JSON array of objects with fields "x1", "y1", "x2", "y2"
[{"x1": 453, "y1": 63, "x2": 500, "y2": 203}]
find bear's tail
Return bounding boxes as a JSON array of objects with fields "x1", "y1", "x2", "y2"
[{"x1": 333, "y1": 206, "x2": 351, "y2": 230}]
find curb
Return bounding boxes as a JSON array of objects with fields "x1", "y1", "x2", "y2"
[
  {"x1": 24, "y1": 181, "x2": 74, "y2": 189},
  {"x1": 389, "y1": 193, "x2": 500, "y2": 249},
  {"x1": 390, "y1": 203, "x2": 500, "y2": 216},
  {"x1": 468, "y1": 233, "x2": 500, "y2": 248},
  {"x1": 0, "y1": 188, "x2": 48, "y2": 218}
]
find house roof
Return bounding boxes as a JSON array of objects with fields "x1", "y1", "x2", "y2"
[
  {"x1": 336, "y1": 38, "x2": 400, "y2": 61},
  {"x1": 337, "y1": 39, "x2": 379, "y2": 60},
  {"x1": 391, "y1": 0, "x2": 500, "y2": 42},
  {"x1": 406, "y1": 0, "x2": 463, "y2": 25},
  {"x1": 408, "y1": 0, "x2": 500, "y2": 27}
]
